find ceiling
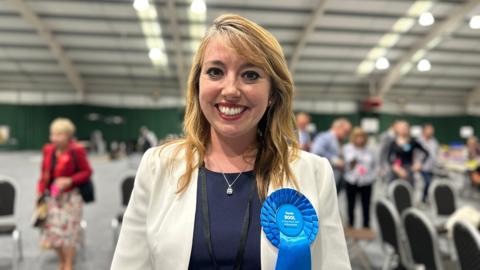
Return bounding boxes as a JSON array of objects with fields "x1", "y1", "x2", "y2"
[{"x1": 0, "y1": 0, "x2": 479, "y2": 107}]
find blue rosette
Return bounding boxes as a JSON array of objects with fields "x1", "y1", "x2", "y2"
[{"x1": 261, "y1": 188, "x2": 319, "y2": 270}]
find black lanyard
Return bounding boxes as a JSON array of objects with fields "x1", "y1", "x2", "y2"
[{"x1": 199, "y1": 168, "x2": 256, "y2": 270}]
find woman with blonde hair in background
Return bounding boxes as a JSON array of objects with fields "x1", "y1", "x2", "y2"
[
  {"x1": 37, "y1": 118, "x2": 92, "y2": 270},
  {"x1": 112, "y1": 14, "x2": 350, "y2": 269},
  {"x1": 343, "y1": 127, "x2": 377, "y2": 229}
]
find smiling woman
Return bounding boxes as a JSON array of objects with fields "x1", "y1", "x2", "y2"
[{"x1": 111, "y1": 14, "x2": 351, "y2": 270}]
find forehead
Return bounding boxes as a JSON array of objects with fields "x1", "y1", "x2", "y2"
[{"x1": 202, "y1": 36, "x2": 256, "y2": 67}]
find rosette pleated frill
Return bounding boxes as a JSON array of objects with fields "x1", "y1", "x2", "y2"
[{"x1": 261, "y1": 188, "x2": 319, "y2": 270}]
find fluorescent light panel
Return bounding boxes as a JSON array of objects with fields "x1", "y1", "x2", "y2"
[
  {"x1": 356, "y1": 1, "x2": 432, "y2": 76},
  {"x1": 188, "y1": 0, "x2": 207, "y2": 52},
  {"x1": 133, "y1": 0, "x2": 168, "y2": 68}
]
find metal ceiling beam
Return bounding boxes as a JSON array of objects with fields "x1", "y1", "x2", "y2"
[
  {"x1": 7, "y1": 0, "x2": 86, "y2": 101},
  {"x1": 288, "y1": 0, "x2": 329, "y2": 74},
  {"x1": 167, "y1": 0, "x2": 186, "y2": 98},
  {"x1": 465, "y1": 84, "x2": 480, "y2": 106},
  {"x1": 376, "y1": 0, "x2": 480, "y2": 98}
]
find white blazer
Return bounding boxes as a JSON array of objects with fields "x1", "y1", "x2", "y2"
[{"x1": 111, "y1": 144, "x2": 351, "y2": 270}]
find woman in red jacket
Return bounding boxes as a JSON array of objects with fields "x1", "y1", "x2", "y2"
[{"x1": 37, "y1": 118, "x2": 92, "y2": 270}]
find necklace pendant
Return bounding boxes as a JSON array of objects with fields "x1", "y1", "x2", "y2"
[{"x1": 226, "y1": 186, "x2": 233, "y2": 195}]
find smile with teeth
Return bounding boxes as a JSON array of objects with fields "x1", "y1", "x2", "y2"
[{"x1": 217, "y1": 104, "x2": 247, "y2": 116}]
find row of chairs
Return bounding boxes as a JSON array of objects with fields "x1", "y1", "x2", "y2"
[
  {"x1": 388, "y1": 180, "x2": 456, "y2": 217},
  {"x1": 111, "y1": 176, "x2": 135, "y2": 246},
  {"x1": 377, "y1": 179, "x2": 480, "y2": 270},
  {"x1": 0, "y1": 175, "x2": 23, "y2": 268}
]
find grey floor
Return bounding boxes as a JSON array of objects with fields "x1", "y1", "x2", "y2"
[{"x1": 0, "y1": 151, "x2": 479, "y2": 270}]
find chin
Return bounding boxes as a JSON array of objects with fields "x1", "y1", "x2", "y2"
[{"x1": 212, "y1": 125, "x2": 254, "y2": 139}]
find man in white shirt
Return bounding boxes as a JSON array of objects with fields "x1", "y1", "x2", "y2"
[{"x1": 418, "y1": 124, "x2": 439, "y2": 203}]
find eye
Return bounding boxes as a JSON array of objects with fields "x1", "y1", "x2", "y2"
[
  {"x1": 206, "y1": 68, "x2": 223, "y2": 79},
  {"x1": 242, "y1": 71, "x2": 260, "y2": 81}
]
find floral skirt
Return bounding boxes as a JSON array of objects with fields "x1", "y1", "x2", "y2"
[{"x1": 39, "y1": 190, "x2": 83, "y2": 249}]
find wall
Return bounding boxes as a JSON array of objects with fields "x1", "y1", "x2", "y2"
[
  {"x1": 307, "y1": 111, "x2": 478, "y2": 144},
  {"x1": 0, "y1": 104, "x2": 183, "y2": 150},
  {"x1": 0, "y1": 103, "x2": 478, "y2": 150}
]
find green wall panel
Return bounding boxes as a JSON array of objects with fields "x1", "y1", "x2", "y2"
[{"x1": 1, "y1": 103, "x2": 478, "y2": 150}]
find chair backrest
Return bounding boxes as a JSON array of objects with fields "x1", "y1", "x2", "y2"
[
  {"x1": 429, "y1": 180, "x2": 456, "y2": 216},
  {"x1": 388, "y1": 180, "x2": 413, "y2": 215},
  {"x1": 402, "y1": 208, "x2": 444, "y2": 270},
  {"x1": 452, "y1": 220, "x2": 480, "y2": 270},
  {"x1": 375, "y1": 198, "x2": 413, "y2": 269},
  {"x1": 0, "y1": 176, "x2": 17, "y2": 217},
  {"x1": 121, "y1": 176, "x2": 135, "y2": 207}
]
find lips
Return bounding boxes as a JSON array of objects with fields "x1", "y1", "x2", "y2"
[{"x1": 215, "y1": 103, "x2": 248, "y2": 119}]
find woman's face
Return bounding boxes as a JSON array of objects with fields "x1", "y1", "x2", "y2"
[
  {"x1": 198, "y1": 38, "x2": 271, "y2": 141},
  {"x1": 50, "y1": 130, "x2": 70, "y2": 148},
  {"x1": 353, "y1": 135, "x2": 366, "y2": 147},
  {"x1": 396, "y1": 122, "x2": 409, "y2": 137}
]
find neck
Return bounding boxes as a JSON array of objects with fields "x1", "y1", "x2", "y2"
[{"x1": 206, "y1": 129, "x2": 257, "y2": 173}]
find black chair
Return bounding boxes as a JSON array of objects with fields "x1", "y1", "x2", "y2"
[
  {"x1": 111, "y1": 176, "x2": 135, "y2": 246},
  {"x1": 429, "y1": 180, "x2": 456, "y2": 217},
  {"x1": 375, "y1": 198, "x2": 414, "y2": 270},
  {"x1": 452, "y1": 220, "x2": 480, "y2": 270},
  {"x1": 388, "y1": 180, "x2": 413, "y2": 215},
  {"x1": 0, "y1": 175, "x2": 23, "y2": 267},
  {"x1": 402, "y1": 208, "x2": 452, "y2": 270}
]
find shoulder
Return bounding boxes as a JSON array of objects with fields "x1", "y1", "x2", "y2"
[
  {"x1": 343, "y1": 143, "x2": 354, "y2": 151},
  {"x1": 70, "y1": 142, "x2": 87, "y2": 153},
  {"x1": 42, "y1": 143, "x2": 55, "y2": 155},
  {"x1": 293, "y1": 150, "x2": 333, "y2": 180},
  {"x1": 141, "y1": 140, "x2": 188, "y2": 171}
]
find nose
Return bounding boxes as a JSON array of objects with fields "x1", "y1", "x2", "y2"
[{"x1": 221, "y1": 74, "x2": 241, "y2": 100}]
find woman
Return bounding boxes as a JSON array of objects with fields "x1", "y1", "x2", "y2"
[
  {"x1": 343, "y1": 127, "x2": 376, "y2": 228},
  {"x1": 387, "y1": 120, "x2": 429, "y2": 183},
  {"x1": 37, "y1": 118, "x2": 92, "y2": 270},
  {"x1": 111, "y1": 14, "x2": 350, "y2": 269}
]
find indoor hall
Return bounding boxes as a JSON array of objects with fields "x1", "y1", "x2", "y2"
[{"x1": 0, "y1": 0, "x2": 480, "y2": 269}]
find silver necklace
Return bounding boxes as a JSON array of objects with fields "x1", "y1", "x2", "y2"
[{"x1": 223, "y1": 171, "x2": 243, "y2": 195}]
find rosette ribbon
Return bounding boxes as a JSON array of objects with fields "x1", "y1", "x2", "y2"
[{"x1": 261, "y1": 188, "x2": 319, "y2": 270}]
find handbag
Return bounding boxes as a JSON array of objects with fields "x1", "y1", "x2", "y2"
[
  {"x1": 70, "y1": 149, "x2": 95, "y2": 203},
  {"x1": 32, "y1": 194, "x2": 48, "y2": 228}
]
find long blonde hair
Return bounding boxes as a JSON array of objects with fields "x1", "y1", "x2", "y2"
[{"x1": 163, "y1": 14, "x2": 299, "y2": 199}]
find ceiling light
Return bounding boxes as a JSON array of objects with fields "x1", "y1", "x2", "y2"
[
  {"x1": 149, "y1": 48, "x2": 163, "y2": 61},
  {"x1": 190, "y1": 0, "x2": 206, "y2": 14},
  {"x1": 419, "y1": 12, "x2": 434, "y2": 26},
  {"x1": 133, "y1": 0, "x2": 149, "y2": 11},
  {"x1": 470, "y1": 15, "x2": 480, "y2": 29},
  {"x1": 417, "y1": 59, "x2": 431, "y2": 72},
  {"x1": 375, "y1": 57, "x2": 390, "y2": 70}
]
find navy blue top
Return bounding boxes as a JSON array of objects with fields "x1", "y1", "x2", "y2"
[{"x1": 188, "y1": 167, "x2": 262, "y2": 270}]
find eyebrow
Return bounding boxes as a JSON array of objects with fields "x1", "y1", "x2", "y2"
[{"x1": 203, "y1": 60, "x2": 259, "y2": 70}]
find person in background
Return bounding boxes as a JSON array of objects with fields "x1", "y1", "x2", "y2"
[
  {"x1": 387, "y1": 120, "x2": 429, "y2": 184},
  {"x1": 466, "y1": 136, "x2": 480, "y2": 190},
  {"x1": 343, "y1": 127, "x2": 376, "y2": 228},
  {"x1": 37, "y1": 118, "x2": 92, "y2": 270},
  {"x1": 418, "y1": 124, "x2": 439, "y2": 203},
  {"x1": 137, "y1": 126, "x2": 158, "y2": 152},
  {"x1": 311, "y1": 118, "x2": 352, "y2": 193},
  {"x1": 378, "y1": 121, "x2": 398, "y2": 180},
  {"x1": 90, "y1": 130, "x2": 106, "y2": 155},
  {"x1": 467, "y1": 136, "x2": 480, "y2": 160},
  {"x1": 296, "y1": 112, "x2": 312, "y2": 151}
]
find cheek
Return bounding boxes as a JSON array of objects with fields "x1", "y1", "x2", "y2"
[{"x1": 198, "y1": 78, "x2": 218, "y2": 106}]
